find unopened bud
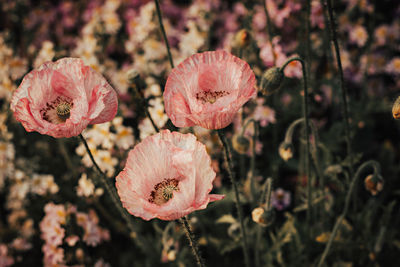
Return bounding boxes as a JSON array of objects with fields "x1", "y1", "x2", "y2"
[
  {"x1": 232, "y1": 134, "x2": 250, "y2": 154},
  {"x1": 392, "y1": 96, "x2": 400, "y2": 120},
  {"x1": 233, "y1": 29, "x2": 251, "y2": 48},
  {"x1": 251, "y1": 207, "x2": 275, "y2": 227},
  {"x1": 127, "y1": 68, "x2": 140, "y2": 84},
  {"x1": 364, "y1": 174, "x2": 384, "y2": 196},
  {"x1": 260, "y1": 67, "x2": 284, "y2": 95},
  {"x1": 279, "y1": 142, "x2": 293, "y2": 161}
]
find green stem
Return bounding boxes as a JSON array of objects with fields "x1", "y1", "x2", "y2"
[
  {"x1": 317, "y1": 160, "x2": 381, "y2": 267},
  {"x1": 325, "y1": 0, "x2": 354, "y2": 177},
  {"x1": 154, "y1": 0, "x2": 174, "y2": 69},
  {"x1": 255, "y1": 178, "x2": 273, "y2": 267},
  {"x1": 131, "y1": 75, "x2": 160, "y2": 133},
  {"x1": 305, "y1": 0, "x2": 311, "y2": 77},
  {"x1": 78, "y1": 134, "x2": 137, "y2": 235},
  {"x1": 241, "y1": 119, "x2": 258, "y2": 201},
  {"x1": 280, "y1": 57, "x2": 312, "y2": 234},
  {"x1": 262, "y1": 0, "x2": 277, "y2": 64},
  {"x1": 217, "y1": 129, "x2": 251, "y2": 267},
  {"x1": 179, "y1": 216, "x2": 206, "y2": 267},
  {"x1": 283, "y1": 118, "x2": 304, "y2": 144}
]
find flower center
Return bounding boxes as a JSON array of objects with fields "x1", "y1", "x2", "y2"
[
  {"x1": 149, "y1": 178, "x2": 179, "y2": 205},
  {"x1": 56, "y1": 102, "x2": 72, "y2": 121},
  {"x1": 41, "y1": 96, "x2": 73, "y2": 124},
  {"x1": 196, "y1": 91, "x2": 229, "y2": 104}
]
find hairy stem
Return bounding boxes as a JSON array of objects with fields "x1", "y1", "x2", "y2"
[
  {"x1": 280, "y1": 57, "x2": 312, "y2": 234},
  {"x1": 325, "y1": 0, "x2": 354, "y2": 176},
  {"x1": 241, "y1": 119, "x2": 258, "y2": 201},
  {"x1": 217, "y1": 129, "x2": 251, "y2": 267},
  {"x1": 262, "y1": 0, "x2": 277, "y2": 64},
  {"x1": 317, "y1": 160, "x2": 381, "y2": 266},
  {"x1": 131, "y1": 75, "x2": 160, "y2": 133},
  {"x1": 255, "y1": 178, "x2": 273, "y2": 267},
  {"x1": 179, "y1": 216, "x2": 206, "y2": 267},
  {"x1": 78, "y1": 134, "x2": 137, "y2": 235},
  {"x1": 154, "y1": 0, "x2": 174, "y2": 69}
]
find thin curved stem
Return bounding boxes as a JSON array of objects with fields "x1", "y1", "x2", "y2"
[
  {"x1": 317, "y1": 160, "x2": 381, "y2": 267},
  {"x1": 180, "y1": 216, "x2": 206, "y2": 267},
  {"x1": 78, "y1": 134, "x2": 137, "y2": 235},
  {"x1": 280, "y1": 57, "x2": 312, "y2": 234},
  {"x1": 154, "y1": 0, "x2": 174, "y2": 69},
  {"x1": 217, "y1": 129, "x2": 251, "y2": 267},
  {"x1": 283, "y1": 118, "x2": 324, "y2": 191},
  {"x1": 283, "y1": 118, "x2": 304, "y2": 144},
  {"x1": 325, "y1": 0, "x2": 354, "y2": 176}
]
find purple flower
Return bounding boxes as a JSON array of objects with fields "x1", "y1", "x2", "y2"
[{"x1": 271, "y1": 188, "x2": 291, "y2": 211}]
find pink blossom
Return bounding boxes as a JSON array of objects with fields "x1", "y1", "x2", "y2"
[
  {"x1": 164, "y1": 51, "x2": 256, "y2": 129},
  {"x1": 266, "y1": 0, "x2": 301, "y2": 28},
  {"x1": 253, "y1": 98, "x2": 276, "y2": 127},
  {"x1": 10, "y1": 58, "x2": 118, "y2": 138},
  {"x1": 349, "y1": 25, "x2": 368, "y2": 47},
  {"x1": 76, "y1": 210, "x2": 110, "y2": 247},
  {"x1": 311, "y1": 0, "x2": 325, "y2": 29},
  {"x1": 0, "y1": 244, "x2": 14, "y2": 267},
  {"x1": 116, "y1": 130, "x2": 224, "y2": 221}
]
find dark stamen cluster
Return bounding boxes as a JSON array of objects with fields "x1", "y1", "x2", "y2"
[
  {"x1": 41, "y1": 96, "x2": 73, "y2": 123},
  {"x1": 149, "y1": 178, "x2": 180, "y2": 205},
  {"x1": 195, "y1": 90, "x2": 229, "y2": 104}
]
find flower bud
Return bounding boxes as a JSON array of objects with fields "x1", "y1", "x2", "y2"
[
  {"x1": 279, "y1": 142, "x2": 293, "y2": 161},
  {"x1": 251, "y1": 207, "x2": 275, "y2": 227},
  {"x1": 364, "y1": 174, "x2": 383, "y2": 195},
  {"x1": 392, "y1": 96, "x2": 400, "y2": 119},
  {"x1": 127, "y1": 68, "x2": 140, "y2": 84},
  {"x1": 232, "y1": 134, "x2": 250, "y2": 154},
  {"x1": 233, "y1": 29, "x2": 251, "y2": 48},
  {"x1": 259, "y1": 67, "x2": 284, "y2": 95}
]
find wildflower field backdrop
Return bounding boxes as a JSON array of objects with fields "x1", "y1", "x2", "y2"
[{"x1": 1, "y1": 0, "x2": 399, "y2": 266}]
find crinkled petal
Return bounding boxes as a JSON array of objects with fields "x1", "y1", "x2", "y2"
[
  {"x1": 116, "y1": 130, "x2": 223, "y2": 221},
  {"x1": 10, "y1": 57, "x2": 117, "y2": 138},
  {"x1": 164, "y1": 50, "x2": 256, "y2": 129}
]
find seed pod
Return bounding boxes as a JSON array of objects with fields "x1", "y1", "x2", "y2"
[
  {"x1": 259, "y1": 67, "x2": 284, "y2": 95},
  {"x1": 127, "y1": 68, "x2": 140, "y2": 84},
  {"x1": 232, "y1": 134, "x2": 250, "y2": 154}
]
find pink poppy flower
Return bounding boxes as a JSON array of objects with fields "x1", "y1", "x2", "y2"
[
  {"x1": 163, "y1": 51, "x2": 256, "y2": 129},
  {"x1": 116, "y1": 130, "x2": 224, "y2": 221},
  {"x1": 10, "y1": 58, "x2": 118, "y2": 138}
]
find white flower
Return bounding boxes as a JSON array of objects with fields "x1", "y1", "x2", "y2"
[
  {"x1": 30, "y1": 174, "x2": 59, "y2": 196},
  {"x1": 76, "y1": 173, "x2": 95, "y2": 197},
  {"x1": 148, "y1": 97, "x2": 169, "y2": 128}
]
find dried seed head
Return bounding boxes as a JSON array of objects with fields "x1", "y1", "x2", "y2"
[
  {"x1": 392, "y1": 96, "x2": 400, "y2": 119},
  {"x1": 279, "y1": 142, "x2": 293, "y2": 161},
  {"x1": 259, "y1": 67, "x2": 284, "y2": 95},
  {"x1": 232, "y1": 134, "x2": 250, "y2": 154}
]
